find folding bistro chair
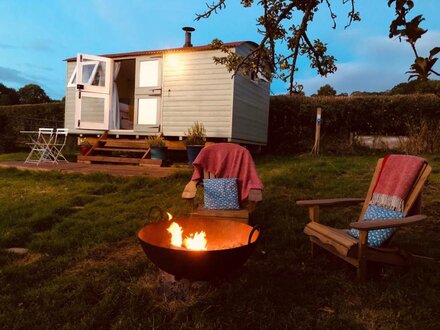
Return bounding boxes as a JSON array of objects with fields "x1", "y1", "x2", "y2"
[
  {"x1": 49, "y1": 128, "x2": 69, "y2": 163},
  {"x1": 24, "y1": 128, "x2": 54, "y2": 165}
]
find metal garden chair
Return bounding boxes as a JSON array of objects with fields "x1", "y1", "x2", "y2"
[
  {"x1": 49, "y1": 128, "x2": 69, "y2": 163},
  {"x1": 24, "y1": 128, "x2": 55, "y2": 165}
]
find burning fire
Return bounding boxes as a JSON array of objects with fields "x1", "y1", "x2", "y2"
[
  {"x1": 184, "y1": 231, "x2": 207, "y2": 250},
  {"x1": 166, "y1": 222, "x2": 183, "y2": 247},
  {"x1": 166, "y1": 220, "x2": 207, "y2": 251}
]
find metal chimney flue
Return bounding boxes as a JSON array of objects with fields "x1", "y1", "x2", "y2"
[{"x1": 182, "y1": 27, "x2": 195, "y2": 47}]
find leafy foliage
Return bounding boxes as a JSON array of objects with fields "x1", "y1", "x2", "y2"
[
  {"x1": 197, "y1": 1, "x2": 438, "y2": 92},
  {"x1": 388, "y1": 0, "x2": 439, "y2": 81},
  {"x1": 197, "y1": 0, "x2": 358, "y2": 94},
  {"x1": 183, "y1": 121, "x2": 206, "y2": 146},
  {"x1": 146, "y1": 135, "x2": 166, "y2": 147},
  {"x1": 389, "y1": 79, "x2": 440, "y2": 95},
  {"x1": 17, "y1": 84, "x2": 51, "y2": 104},
  {"x1": 316, "y1": 84, "x2": 337, "y2": 96},
  {"x1": 268, "y1": 94, "x2": 440, "y2": 154},
  {"x1": 0, "y1": 102, "x2": 64, "y2": 153},
  {"x1": 0, "y1": 83, "x2": 19, "y2": 105}
]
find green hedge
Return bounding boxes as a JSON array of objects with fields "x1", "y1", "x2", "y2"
[
  {"x1": 0, "y1": 102, "x2": 64, "y2": 153},
  {"x1": 2, "y1": 96, "x2": 439, "y2": 155},
  {"x1": 267, "y1": 94, "x2": 440, "y2": 154}
]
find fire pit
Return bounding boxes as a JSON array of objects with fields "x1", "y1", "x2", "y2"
[{"x1": 138, "y1": 207, "x2": 260, "y2": 280}]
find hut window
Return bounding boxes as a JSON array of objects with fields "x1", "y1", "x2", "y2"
[{"x1": 67, "y1": 61, "x2": 100, "y2": 87}]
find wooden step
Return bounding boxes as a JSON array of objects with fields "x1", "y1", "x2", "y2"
[
  {"x1": 93, "y1": 147, "x2": 149, "y2": 153},
  {"x1": 78, "y1": 155, "x2": 162, "y2": 166},
  {"x1": 100, "y1": 139, "x2": 149, "y2": 149}
]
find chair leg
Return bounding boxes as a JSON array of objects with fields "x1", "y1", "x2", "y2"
[{"x1": 357, "y1": 231, "x2": 368, "y2": 281}]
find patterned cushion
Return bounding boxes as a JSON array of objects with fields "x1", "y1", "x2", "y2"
[
  {"x1": 347, "y1": 205, "x2": 405, "y2": 247},
  {"x1": 203, "y1": 178, "x2": 240, "y2": 210}
]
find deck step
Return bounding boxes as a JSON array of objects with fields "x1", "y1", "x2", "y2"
[
  {"x1": 78, "y1": 155, "x2": 162, "y2": 166},
  {"x1": 100, "y1": 139, "x2": 149, "y2": 149},
  {"x1": 93, "y1": 147, "x2": 149, "y2": 153}
]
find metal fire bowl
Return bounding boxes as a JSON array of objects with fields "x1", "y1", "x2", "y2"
[{"x1": 138, "y1": 217, "x2": 260, "y2": 281}]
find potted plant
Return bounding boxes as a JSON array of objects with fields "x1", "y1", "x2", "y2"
[
  {"x1": 79, "y1": 137, "x2": 92, "y2": 156},
  {"x1": 146, "y1": 135, "x2": 168, "y2": 160},
  {"x1": 184, "y1": 121, "x2": 206, "y2": 165}
]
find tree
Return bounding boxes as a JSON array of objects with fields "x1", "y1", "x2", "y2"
[
  {"x1": 197, "y1": 0, "x2": 439, "y2": 94},
  {"x1": 388, "y1": 0, "x2": 439, "y2": 81},
  {"x1": 17, "y1": 84, "x2": 51, "y2": 104},
  {"x1": 0, "y1": 83, "x2": 19, "y2": 105},
  {"x1": 389, "y1": 80, "x2": 440, "y2": 95},
  {"x1": 316, "y1": 84, "x2": 336, "y2": 96}
]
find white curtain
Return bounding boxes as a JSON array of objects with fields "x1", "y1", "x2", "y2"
[{"x1": 111, "y1": 61, "x2": 122, "y2": 129}]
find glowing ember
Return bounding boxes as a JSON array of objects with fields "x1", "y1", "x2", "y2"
[
  {"x1": 166, "y1": 222, "x2": 183, "y2": 247},
  {"x1": 166, "y1": 218, "x2": 208, "y2": 250},
  {"x1": 184, "y1": 231, "x2": 207, "y2": 251}
]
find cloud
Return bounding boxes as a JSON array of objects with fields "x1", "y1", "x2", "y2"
[
  {"x1": 0, "y1": 66, "x2": 29, "y2": 85},
  {"x1": 298, "y1": 62, "x2": 408, "y2": 95},
  {"x1": 0, "y1": 42, "x2": 19, "y2": 50},
  {"x1": 296, "y1": 30, "x2": 440, "y2": 95},
  {"x1": 29, "y1": 39, "x2": 53, "y2": 52},
  {"x1": 0, "y1": 39, "x2": 52, "y2": 52}
]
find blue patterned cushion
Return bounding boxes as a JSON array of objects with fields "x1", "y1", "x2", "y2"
[
  {"x1": 203, "y1": 178, "x2": 240, "y2": 210},
  {"x1": 347, "y1": 205, "x2": 405, "y2": 247}
]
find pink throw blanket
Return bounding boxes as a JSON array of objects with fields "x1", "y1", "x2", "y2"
[
  {"x1": 191, "y1": 143, "x2": 263, "y2": 202},
  {"x1": 370, "y1": 154, "x2": 425, "y2": 211}
]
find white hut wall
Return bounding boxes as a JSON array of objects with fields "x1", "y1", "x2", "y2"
[{"x1": 161, "y1": 50, "x2": 234, "y2": 139}]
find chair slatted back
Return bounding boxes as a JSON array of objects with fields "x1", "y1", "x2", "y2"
[{"x1": 358, "y1": 158, "x2": 432, "y2": 222}]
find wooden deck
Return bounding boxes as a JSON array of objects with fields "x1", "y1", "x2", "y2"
[{"x1": 0, "y1": 161, "x2": 187, "y2": 178}]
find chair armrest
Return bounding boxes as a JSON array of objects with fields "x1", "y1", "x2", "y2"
[
  {"x1": 248, "y1": 189, "x2": 263, "y2": 202},
  {"x1": 349, "y1": 215, "x2": 427, "y2": 231},
  {"x1": 181, "y1": 181, "x2": 197, "y2": 199},
  {"x1": 296, "y1": 198, "x2": 365, "y2": 208}
]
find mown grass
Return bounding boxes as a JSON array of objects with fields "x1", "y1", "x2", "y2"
[{"x1": 0, "y1": 155, "x2": 439, "y2": 329}]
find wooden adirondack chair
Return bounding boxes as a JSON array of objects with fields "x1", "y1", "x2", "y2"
[
  {"x1": 296, "y1": 157, "x2": 432, "y2": 281},
  {"x1": 182, "y1": 143, "x2": 263, "y2": 224}
]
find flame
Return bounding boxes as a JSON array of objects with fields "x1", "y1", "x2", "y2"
[
  {"x1": 166, "y1": 212, "x2": 173, "y2": 221},
  {"x1": 166, "y1": 222, "x2": 183, "y2": 247},
  {"x1": 184, "y1": 231, "x2": 207, "y2": 251},
  {"x1": 165, "y1": 216, "x2": 207, "y2": 250}
]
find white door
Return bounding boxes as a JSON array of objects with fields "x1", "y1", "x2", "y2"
[
  {"x1": 74, "y1": 54, "x2": 113, "y2": 130},
  {"x1": 134, "y1": 57, "x2": 162, "y2": 132}
]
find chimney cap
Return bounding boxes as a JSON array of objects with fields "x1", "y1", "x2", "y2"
[{"x1": 182, "y1": 26, "x2": 195, "y2": 32}]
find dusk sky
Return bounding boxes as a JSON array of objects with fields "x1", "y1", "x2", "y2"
[{"x1": 0, "y1": 0, "x2": 438, "y2": 99}]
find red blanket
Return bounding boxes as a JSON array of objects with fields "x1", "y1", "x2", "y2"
[
  {"x1": 191, "y1": 143, "x2": 263, "y2": 202},
  {"x1": 370, "y1": 154, "x2": 425, "y2": 211}
]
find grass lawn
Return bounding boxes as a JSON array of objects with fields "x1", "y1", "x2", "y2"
[{"x1": 0, "y1": 154, "x2": 439, "y2": 329}]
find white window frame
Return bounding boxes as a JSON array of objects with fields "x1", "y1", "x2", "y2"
[{"x1": 67, "y1": 61, "x2": 100, "y2": 87}]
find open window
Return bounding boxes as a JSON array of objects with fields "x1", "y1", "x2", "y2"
[{"x1": 67, "y1": 61, "x2": 101, "y2": 87}]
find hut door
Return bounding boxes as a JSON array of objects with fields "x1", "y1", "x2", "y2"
[
  {"x1": 74, "y1": 54, "x2": 113, "y2": 130},
  {"x1": 134, "y1": 56, "x2": 162, "y2": 132}
]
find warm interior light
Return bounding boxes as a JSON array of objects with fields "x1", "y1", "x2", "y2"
[{"x1": 166, "y1": 54, "x2": 180, "y2": 68}]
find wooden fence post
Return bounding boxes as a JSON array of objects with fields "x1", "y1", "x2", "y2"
[{"x1": 311, "y1": 107, "x2": 322, "y2": 155}]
